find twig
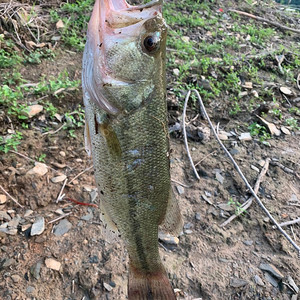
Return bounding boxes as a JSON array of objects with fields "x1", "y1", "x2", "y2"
[
  {"x1": 9, "y1": 150, "x2": 58, "y2": 173},
  {"x1": 186, "y1": 89, "x2": 300, "y2": 256},
  {"x1": 48, "y1": 212, "x2": 72, "y2": 224},
  {"x1": 194, "y1": 150, "x2": 217, "y2": 167},
  {"x1": 56, "y1": 178, "x2": 68, "y2": 203},
  {"x1": 229, "y1": 9, "x2": 300, "y2": 34},
  {"x1": 68, "y1": 165, "x2": 93, "y2": 185},
  {"x1": 182, "y1": 91, "x2": 200, "y2": 180},
  {"x1": 171, "y1": 179, "x2": 191, "y2": 188},
  {"x1": 42, "y1": 123, "x2": 65, "y2": 136},
  {"x1": 220, "y1": 158, "x2": 270, "y2": 227},
  {"x1": 0, "y1": 184, "x2": 23, "y2": 208},
  {"x1": 273, "y1": 218, "x2": 300, "y2": 228}
]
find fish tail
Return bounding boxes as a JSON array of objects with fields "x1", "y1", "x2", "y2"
[{"x1": 128, "y1": 264, "x2": 176, "y2": 300}]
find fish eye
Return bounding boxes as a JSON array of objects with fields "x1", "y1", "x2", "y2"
[{"x1": 143, "y1": 32, "x2": 160, "y2": 53}]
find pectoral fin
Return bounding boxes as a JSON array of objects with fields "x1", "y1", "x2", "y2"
[{"x1": 159, "y1": 188, "x2": 183, "y2": 236}]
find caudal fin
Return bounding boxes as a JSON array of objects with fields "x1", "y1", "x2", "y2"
[{"x1": 128, "y1": 265, "x2": 176, "y2": 300}]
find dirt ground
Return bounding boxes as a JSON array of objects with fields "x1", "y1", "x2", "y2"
[{"x1": 0, "y1": 1, "x2": 300, "y2": 300}]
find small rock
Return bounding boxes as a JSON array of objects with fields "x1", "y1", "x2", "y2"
[
  {"x1": 243, "y1": 240, "x2": 253, "y2": 246},
  {"x1": 24, "y1": 209, "x2": 33, "y2": 217},
  {"x1": 8, "y1": 216, "x2": 20, "y2": 228},
  {"x1": 21, "y1": 224, "x2": 31, "y2": 232},
  {"x1": 181, "y1": 36, "x2": 190, "y2": 43},
  {"x1": 291, "y1": 295, "x2": 297, "y2": 300},
  {"x1": 53, "y1": 219, "x2": 72, "y2": 236},
  {"x1": 31, "y1": 217, "x2": 45, "y2": 236},
  {"x1": 218, "y1": 203, "x2": 234, "y2": 212},
  {"x1": 23, "y1": 104, "x2": 43, "y2": 118},
  {"x1": 254, "y1": 275, "x2": 264, "y2": 286},
  {"x1": 239, "y1": 132, "x2": 252, "y2": 141},
  {"x1": 251, "y1": 90, "x2": 259, "y2": 98},
  {"x1": 59, "y1": 151, "x2": 66, "y2": 157},
  {"x1": 103, "y1": 282, "x2": 113, "y2": 292},
  {"x1": 0, "y1": 211, "x2": 11, "y2": 221},
  {"x1": 51, "y1": 174, "x2": 67, "y2": 183},
  {"x1": 287, "y1": 275, "x2": 299, "y2": 294},
  {"x1": 195, "y1": 212, "x2": 201, "y2": 221},
  {"x1": 216, "y1": 172, "x2": 224, "y2": 184},
  {"x1": 251, "y1": 165, "x2": 260, "y2": 172},
  {"x1": 173, "y1": 68, "x2": 180, "y2": 76},
  {"x1": 158, "y1": 232, "x2": 179, "y2": 245},
  {"x1": 239, "y1": 91, "x2": 248, "y2": 98},
  {"x1": 280, "y1": 86, "x2": 293, "y2": 96},
  {"x1": 1, "y1": 258, "x2": 15, "y2": 269},
  {"x1": 230, "y1": 148, "x2": 239, "y2": 155},
  {"x1": 56, "y1": 19, "x2": 64, "y2": 29},
  {"x1": 0, "y1": 194, "x2": 7, "y2": 204},
  {"x1": 11, "y1": 274, "x2": 21, "y2": 283},
  {"x1": 230, "y1": 278, "x2": 248, "y2": 288},
  {"x1": 281, "y1": 126, "x2": 291, "y2": 135},
  {"x1": 0, "y1": 228, "x2": 18, "y2": 235},
  {"x1": 218, "y1": 133, "x2": 228, "y2": 140},
  {"x1": 258, "y1": 160, "x2": 265, "y2": 167},
  {"x1": 264, "y1": 272, "x2": 278, "y2": 287},
  {"x1": 185, "y1": 229, "x2": 193, "y2": 234},
  {"x1": 31, "y1": 261, "x2": 42, "y2": 280},
  {"x1": 81, "y1": 212, "x2": 93, "y2": 221},
  {"x1": 259, "y1": 263, "x2": 284, "y2": 279},
  {"x1": 45, "y1": 258, "x2": 61, "y2": 271},
  {"x1": 242, "y1": 82, "x2": 253, "y2": 89},
  {"x1": 27, "y1": 163, "x2": 48, "y2": 176},
  {"x1": 26, "y1": 286, "x2": 35, "y2": 294},
  {"x1": 176, "y1": 185, "x2": 184, "y2": 195}
]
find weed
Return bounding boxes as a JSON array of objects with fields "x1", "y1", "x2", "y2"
[
  {"x1": 228, "y1": 198, "x2": 246, "y2": 216},
  {"x1": 285, "y1": 117, "x2": 299, "y2": 130},
  {"x1": 248, "y1": 122, "x2": 271, "y2": 145},
  {"x1": 0, "y1": 132, "x2": 23, "y2": 153}
]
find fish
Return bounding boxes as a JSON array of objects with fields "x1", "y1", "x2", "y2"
[{"x1": 82, "y1": 0, "x2": 183, "y2": 299}]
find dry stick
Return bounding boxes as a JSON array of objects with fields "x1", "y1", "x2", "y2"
[
  {"x1": 270, "y1": 159, "x2": 300, "y2": 180},
  {"x1": 185, "y1": 89, "x2": 300, "y2": 256},
  {"x1": 56, "y1": 178, "x2": 68, "y2": 203},
  {"x1": 0, "y1": 184, "x2": 23, "y2": 208},
  {"x1": 182, "y1": 91, "x2": 200, "y2": 180},
  {"x1": 48, "y1": 212, "x2": 72, "y2": 224},
  {"x1": 171, "y1": 179, "x2": 191, "y2": 188},
  {"x1": 229, "y1": 9, "x2": 300, "y2": 34},
  {"x1": 68, "y1": 165, "x2": 93, "y2": 185},
  {"x1": 220, "y1": 158, "x2": 270, "y2": 227},
  {"x1": 194, "y1": 150, "x2": 217, "y2": 167},
  {"x1": 273, "y1": 218, "x2": 300, "y2": 228},
  {"x1": 42, "y1": 123, "x2": 65, "y2": 136}
]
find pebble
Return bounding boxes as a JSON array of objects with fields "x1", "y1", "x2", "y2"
[
  {"x1": 195, "y1": 213, "x2": 201, "y2": 221},
  {"x1": 216, "y1": 172, "x2": 224, "y2": 184},
  {"x1": 218, "y1": 133, "x2": 228, "y2": 140},
  {"x1": 26, "y1": 286, "x2": 35, "y2": 294},
  {"x1": 24, "y1": 210, "x2": 33, "y2": 217},
  {"x1": 239, "y1": 132, "x2": 252, "y2": 141},
  {"x1": 242, "y1": 82, "x2": 253, "y2": 89},
  {"x1": 31, "y1": 217, "x2": 45, "y2": 236},
  {"x1": 181, "y1": 36, "x2": 190, "y2": 43},
  {"x1": 264, "y1": 272, "x2": 278, "y2": 287},
  {"x1": 23, "y1": 104, "x2": 43, "y2": 118},
  {"x1": 0, "y1": 228, "x2": 18, "y2": 235},
  {"x1": 259, "y1": 263, "x2": 284, "y2": 279},
  {"x1": 281, "y1": 126, "x2": 291, "y2": 135},
  {"x1": 8, "y1": 216, "x2": 20, "y2": 228},
  {"x1": 250, "y1": 165, "x2": 260, "y2": 172},
  {"x1": 81, "y1": 212, "x2": 93, "y2": 221},
  {"x1": 59, "y1": 151, "x2": 66, "y2": 157},
  {"x1": 103, "y1": 282, "x2": 113, "y2": 292},
  {"x1": 243, "y1": 240, "x2": 253, "y2": 246},
  {"x1": 254, "y1": 275, "x2": 264, "y2": 286},
  {"x1": 280, "y1": 86, "x2": 293, "y2": 96},
  {"x1": 53, "y1": 219, "x2": 72, "y2": 236},
  {"x1": 185, "y1": 230, "x2": 193, "y2": 234},
  {"x1": 287, "y1": 275, "x2": 299, "y2": 294},
  {"x1": 0, "y1": 211, "x2": 11, "y2": 221},
  {"x1": 21, "y1": 224, "x2": 31, "y2": 232},
  {"x1": 11, "y1": 274, "x2": 21, "y2": 283},
  {"x1": 27, "y1": 163, "x2": 48, "y2": 176},
  {"x1": 31, "y1": 261, "x2": 42, "y2": 280},
  {"x1": 51, "y1": 174, "x2": 67, "y2": 183},
  {"x1": 45, "y1": 258, "x2": 61, "y2": 271},
  {"x1": 0, "y1": 194, "x2": 7, "y2": 204},
  {"x1": 1, "y1": 258, "x2": 15, "y2": 269},
  {"x1": 173, "y1": 68, "x2": 180, "y2": 76},
  {"x1": 230, "y1": 278, "x2": 248, "y2": 288},
  {"x1": 176, "y1": 185, "x2": 184, "y2": 195},
  {"x1": 230, "y1": 148, "x2": 239, "y2": 155},
  {"x1": 158, "y1": 232, "x2": 179, "y2": 245}
]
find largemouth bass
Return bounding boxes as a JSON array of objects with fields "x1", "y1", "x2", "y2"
[{"x1": 82, "y1": 0, "x2": 182, "y2": 299}]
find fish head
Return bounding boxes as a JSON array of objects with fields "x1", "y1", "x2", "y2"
[{"x1": 83, "y1": 0, "x2": 167, "y2": 115}]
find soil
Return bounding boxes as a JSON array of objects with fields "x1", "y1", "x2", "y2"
[{"x1": 0, "y1": 1, "x2": 300, "y2": 300}]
